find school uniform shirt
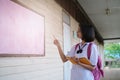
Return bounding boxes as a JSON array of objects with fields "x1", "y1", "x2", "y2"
[{"x1": 66, "y1": 42, "x2": 98, "y2": 80}]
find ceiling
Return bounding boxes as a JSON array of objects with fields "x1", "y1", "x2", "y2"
[{"x1": 78, "y1": 0, "x2": 120, "y2": 39}]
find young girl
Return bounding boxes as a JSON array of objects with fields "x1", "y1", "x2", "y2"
[{"x1": 54, "y1": 25, "x2": 98, "y2": 80}]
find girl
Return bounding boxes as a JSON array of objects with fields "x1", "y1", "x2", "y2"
[{"x1": 54, "y1": 25, "x2": 98, "y2": 80}]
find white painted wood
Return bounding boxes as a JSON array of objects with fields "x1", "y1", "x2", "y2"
[
  {"x1": 63, "y1": 22, "x2": 71, "y2": 80},
  {"x1": 0, "y1": 0, "x2": 79, "y2": 80}
]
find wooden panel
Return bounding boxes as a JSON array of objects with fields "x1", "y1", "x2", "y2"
[{"x1": 0, "y1": 0, "x2": 80, "y2": 80}]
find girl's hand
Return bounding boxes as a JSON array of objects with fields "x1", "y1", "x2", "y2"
[
  {"x1": 72, "y1": 57, "x2": 79, "y2": 64},
  {"x1": 53, "y1": 37, "x2": 68, "y2": 62},
  {"x1": 54, "y1": 39, "x2": 60, "y2": 47}
]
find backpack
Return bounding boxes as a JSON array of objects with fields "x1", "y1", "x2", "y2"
[{"x1": 75, "y1": 43, "x2": 104, "y2": 80}]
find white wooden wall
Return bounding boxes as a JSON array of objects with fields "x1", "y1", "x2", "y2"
[{"x1": 0, "y1": 0, "x2": 79, "y2": 80}]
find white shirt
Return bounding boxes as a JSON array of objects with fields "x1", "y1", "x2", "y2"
[{"x1": 66, "y1": 42, "x2": 98, "y2": 80}]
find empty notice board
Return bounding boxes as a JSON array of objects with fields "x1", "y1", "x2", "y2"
[{"x1": 0, "y1": 0, "x2": 45, "y2": 57}]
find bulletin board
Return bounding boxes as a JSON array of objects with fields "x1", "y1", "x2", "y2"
[{"x1": 0, "y1": 0, "x2": 45, "y2": 57}]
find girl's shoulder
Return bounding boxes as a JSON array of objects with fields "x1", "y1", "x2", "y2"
[
  {"x1": 87, "y1": 42, "x2": 97, "y2": 47},
  {"x1": 87, "y1": 42, "x2": 98, "y2": 52}
]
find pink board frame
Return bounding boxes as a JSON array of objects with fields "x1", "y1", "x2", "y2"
[{"x1": 0, "y1": 0, "x2": 45, "y2": 57}]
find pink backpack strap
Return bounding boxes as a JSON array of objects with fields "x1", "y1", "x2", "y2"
[
  {"x1": 87, "y1": 43, "x2": 93, "y2": 59},
  {"x1": 98, "y1": 56, "x2": 104, "y2": 77},
  {"x1": 87, "y1": 43, "x2": 104, "y2": 77},
  {"x1": 75, "y1": 43, "x2": 80, "y2": 51}
]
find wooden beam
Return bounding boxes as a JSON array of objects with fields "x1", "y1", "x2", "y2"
[{"x1": 104, "y1": 37, "x2": 120, "y2": 40}]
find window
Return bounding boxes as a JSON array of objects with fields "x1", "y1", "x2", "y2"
[{"x1": 63, "y1": 11, "x2": 70, "y2": 26}]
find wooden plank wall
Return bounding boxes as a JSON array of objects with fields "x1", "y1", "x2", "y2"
[{"x1": 0, "y1": 0, "x2": 79, "y2": 80}]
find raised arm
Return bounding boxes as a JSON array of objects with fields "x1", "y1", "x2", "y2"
[{"x1": 54, "y1": 39, "x2": 68, "y2": 63}]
